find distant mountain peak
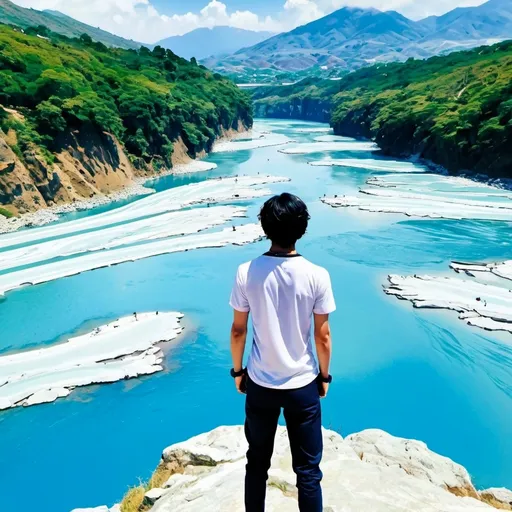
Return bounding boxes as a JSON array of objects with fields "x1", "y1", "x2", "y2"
[
  {"x1": 210, "y1": 0, "x2": 512, "y2": 75},
  {"x1": 156, "y1": 26, "x2": 274, "y2": 60},
  {"x1": 0, "y1": 0, "x2": 140, "y2": 48}
]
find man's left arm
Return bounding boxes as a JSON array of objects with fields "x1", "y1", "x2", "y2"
[{"x1": 231, "y1": 309, "x2": 249, "y2": 393}]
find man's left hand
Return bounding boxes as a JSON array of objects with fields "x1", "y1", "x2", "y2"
[
  {"x1": 235, "y1": 374, "x2": 247, "y2": 394},
  {"x1": 235, "y1": 376, "x2": 243, "y2": 393}
]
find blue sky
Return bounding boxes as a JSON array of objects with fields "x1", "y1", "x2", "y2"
[
  {"x1": 13, "y1": 0, "x2": 488, "y2": 44},
  {"x1": 152, "y1": 0, "x2": 272, "y2": 16}
]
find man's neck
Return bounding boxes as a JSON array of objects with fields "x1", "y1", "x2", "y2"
[{"x1": 269, "y1": 244, "x2": 297, "y2": 255}]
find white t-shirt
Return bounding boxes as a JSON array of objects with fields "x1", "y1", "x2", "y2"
[{"x1": 230, "y1": 254, "x2": 336, "y2": 390}]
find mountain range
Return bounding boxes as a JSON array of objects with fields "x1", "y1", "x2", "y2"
[
  {"x1": 0, "y1": 0, "x2": 139, "y2": 48},
  {"x1": 1, "y1": 0, "x2": 511, "y2": 75},
  {"x1": 155, "y1": 27, "x2": 274, "y2": 60},
  {"x1": 207, "y1": 0, "x2": 512, "y2": 74}
]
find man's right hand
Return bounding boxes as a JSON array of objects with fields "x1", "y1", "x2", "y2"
[{"x1": 319, "y1": 381, "x2": 329, "y2": 398}]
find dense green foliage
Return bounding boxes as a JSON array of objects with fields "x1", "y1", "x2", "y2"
[
  {"x1": 250, "y1": 77, "x2": 342, "y2": 122},
  {"x1": 0, "y1": 24, "x2": 252, "y2": 165},
  {"x1": 331, "y1": 40, "x2": 512, "y2": 176},
  {"x1": 253, "y1": 40, "x2": 512, "y2": 177},
  {"x1": 0, "y1": 0, "x2": 139, "y2": 49}
]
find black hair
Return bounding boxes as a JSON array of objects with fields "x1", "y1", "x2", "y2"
[{"x1": 258, "y1": 193, "x2": 310, "y2": 248}]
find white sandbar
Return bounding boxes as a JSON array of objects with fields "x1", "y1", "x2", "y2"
[
  {"x1": 384, "y1": 263, "x2": 512, "y2": 334},
  {"x1": 0, "y1": 312, "x2": 184, "y2": 410},
  {"x1": 313, "y1": 135, "x2": 355, "y2": 142},
  {"x1": 451, "y1": 260, "x2": 512, "y2": 282},
  {"x1": 0, "y1": 175, "x2": 287, "y2": 250},
  {"x1": 0, "y1": 224, "x2": 263, "y2": 297},
  {"x1": 292, "y1": 127, "x2": 332, "y2": 133},
  {"x1": 212, "y1": 134, "x2": 292, "y2": 152},
  {"x1": 310, "y1": 158, "x2": 426, "y2": 173},
  {"x1": 0, "y1": 206, "x2": 246, "y2": 272},
  {"x1": 279, "y1": 141, "x2": 379, "y2": 154},
  {"x1": 323, "y1": 174, "x2": 512, "y2": 221},
  {"x1": 172, "y1": 161, "x2": 217, "y2": 174}
]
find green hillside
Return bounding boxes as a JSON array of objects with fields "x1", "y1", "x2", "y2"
[
  {"x1": 0, "y1": 0, "x2": 139, "y2": 49},
  {"x1": 252, "y1": 77, "x2": 341, "y2": 122},
  {"x1": 331, "y1": 40, "x2": 512, "y2": 177},
  {"x1": 0, "y1": 24, "x2": 252, "y2": 166},
  {"x1": 253, "y1": 40, "x2": 512, "y2": 178}
]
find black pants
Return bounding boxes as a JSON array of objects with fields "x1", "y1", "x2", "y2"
[{"x1": 244, "y1": 377, "x2": 323, "y2": 512}]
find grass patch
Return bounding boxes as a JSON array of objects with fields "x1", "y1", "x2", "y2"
[
  {"x1": 120, "y1": 462, "x2": 183, "y2": 512},
  {"x1": 447, "y1": 487, "x2": 512, "y2": 510},
  {"x1": 479, "y1": 493, "x2": 512, "y2": 511},
  {"x1": 268, "y1": 479, "x2": 297, "y2": 499},
  {"x1": 0, "y1": 207, "x2": 14, "y2": 218},
  {"x1": 120, "y1": 486, "x2": 146, "y2": 512}
]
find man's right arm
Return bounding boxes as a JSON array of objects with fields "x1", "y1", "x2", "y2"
[{"x1": 314, "y1": 313, "x2": 332, "y2": 398}]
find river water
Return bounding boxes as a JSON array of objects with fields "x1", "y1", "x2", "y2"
[{"x1": 0, "y1": 119, "x2": 510, "y2": 512}]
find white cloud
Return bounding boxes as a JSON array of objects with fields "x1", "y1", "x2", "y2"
[
  {"x1": 12, "y1": 0, "x2": 286, "y2": 42},
  {"x1": 11, "y1": 0, "x2": 489, "y2": 44},
  {"x1": 321, "y1": 0, "x2": 487, "y2": 19},
  {"x1": 284, "y1": 0, "x2": 325, "y2": 25}
]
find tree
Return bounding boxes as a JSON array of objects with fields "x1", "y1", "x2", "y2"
[
  {"x1": 152, "y1": 45, "x2": 166, "y2": 59},
  {"x1": 79, "y1": 33, "x2": 93, "y2": 45},
  {"x1": 34, "y1": 100, "x2": 66, "y2": 134},
  {"x1": 125, "y1": 128, "x2": 149, "y2": 156}
]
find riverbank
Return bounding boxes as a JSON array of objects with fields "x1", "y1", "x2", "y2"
[{"x1": 0, "y1": 127, "x2": 252, "y2": 235}]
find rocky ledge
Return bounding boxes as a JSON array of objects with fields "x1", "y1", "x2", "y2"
[{"x1": 76, "y1": 426, "x2": 512, "y2": 512}]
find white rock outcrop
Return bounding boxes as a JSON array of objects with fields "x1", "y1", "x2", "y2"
[
  {"x1": 71, "y1": 507, "x2": 110, "y2": 512},
  {"x1": 0, "y1": 224, "x2": 263, "y2": 298},
  {"x1": 346, "y1": 429, "x2": 475, "y2": 491},
  {"x1": 323, "y1": 173, "x2": 512, "y2": 221},
  {"x1": 0, "y1": 175, "x2": 287, "y2": 249},
  {"x1": 93, "y1": 425, "x2": 508, "y2": 512},
  {"x1": 71, "y1": 506, "x2": 119, "y2": 512},
  {"x1": 0, "y1": 205, "x2": 247, "y2": 272},
  {"x1": 172, "y1": 161, "x2": 217, "y2": 174},
  {"x1": 0, "y1": 312, "x2": 184, "y2": 410},
  {"x1": 212, "y1": 133, "x2": 292, "y2": 152},
  {"x1": 310, "y1": 158, "x2": 426, "y2": 173},
  {"x1": 279, "y1": 141, "x2": 378, "y2": 154},
  {"x1": 481, "y1": 488, "x2": 512, "y2": 506},
  {"x1": 385, "y1": 260, "x2": 512, "y2": 334}
]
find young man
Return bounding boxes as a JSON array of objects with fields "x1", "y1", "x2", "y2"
[{"x1": 229, "y1": 193, "x2": 336, "y2": 512}]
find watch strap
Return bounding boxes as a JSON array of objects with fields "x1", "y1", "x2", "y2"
[
  {"x1": 318, "y1": 374, "x2": 332, "y2": 384},
  {"x1": 230, "y1": 368, "x2": 245, "y2": 378}
]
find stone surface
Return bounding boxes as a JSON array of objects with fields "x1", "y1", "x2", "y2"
[
  {"x1": 0, "y1": 175, "x2": 287, "y2": 248},
  {"x1": 324, "y1": 173, "x2": 512, "y2": 221},
  {"x1": 70, "y1": 507, "x2": 110, "y2": 512},
  {"x1": 144, "y1": 487, "x2": 168, "y2": 505},
  {"x1": 0, "y1": 205, "x2": 246, "y2": 272},
  {"x1": 279, "y1": 141, "x2": 378, "y2": 154},
  {"x1": 309, "y1": 158, "x2": 426, "y2": 173},
  {"x1": 144, "y1": 426, "x2": 497, "y2": 511},
  {"x1": 345, "y1": 429, "x2": 475, "y2": 492},
  {"x1": 481, "y1": 488, "x2": 512, "y2": 505},
  {"x1": 385, "y1": 260, "x2": 512, "y2": 335},
  {"x1": 0, "y1": 312, "x2": 184, "y2": 410},
  {"x1": 212, "y1": 133, "x2": 291, "y2": 152},
  {"x1": 0, "y1": 224, "x2": 263, "y2": 298}
]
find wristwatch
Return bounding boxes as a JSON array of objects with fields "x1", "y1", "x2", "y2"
[
  {"x1": 230, "y1": 368, "x2": 245, "y2": 378},
  {"x1": 318, "y1": 374, "x2": 332, "y2": 384}
]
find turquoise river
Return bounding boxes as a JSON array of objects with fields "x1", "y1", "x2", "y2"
[{"x1": 0, "y1": 120, "x2": 510, "y2": 512}]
